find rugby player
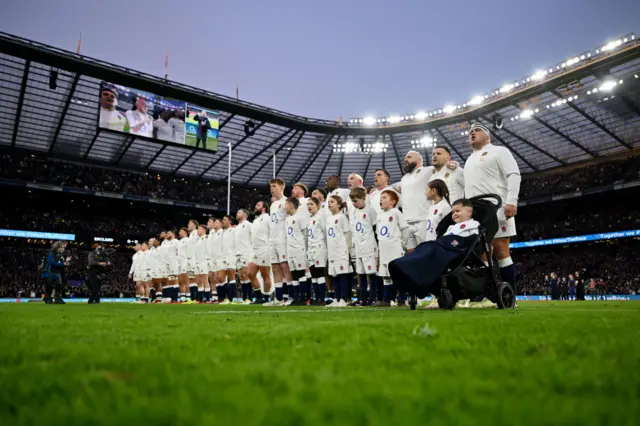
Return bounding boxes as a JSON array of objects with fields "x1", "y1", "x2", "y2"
[
  {"x1": 268, "y1": 178, "x2": 292, "y2": 305},
  {"x1": 248, "y1": 200, "x2": 271, "y2": 304},
  {"x1": 307, "y1": 197, "x2": 328, "y2": 305},
  {"x1": 219, "y1": 215, "x2": 238, "y2": 304},
  {"x1": 429, "y1": 145, "x2": 465, "y2": 204},
  {"x1": 235, "y1": 209, "x2": 254, "y2": 304},
  {"x1": 326, "y1": 194, "x2": 351, "y2": 307},
  {"x1": 285, "y1": 197, "x2": 308, "y2": 305}
]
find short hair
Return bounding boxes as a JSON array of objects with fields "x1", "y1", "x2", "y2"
[
  {"x1": 293, "y1": 182, "x2": 309, "y2": 197},
  {"x1": 328, "y1": 194, "x2": 346, "y2": 209},
  {"x1": 188, "y1": 219, "x2": 199, "y2": 228},
  {"x1": 198, "y1": 224, "x2": 207, "y2": 231},
  {"x1": 237, "y1": 209, "x2": 249, "y2": 217},
  {"x1": 309, "y1": 196, "x2": 321, "y2": 207},
  {"x1": 269, "y1": 178, "x2": 285, "y2": 188},
  {"x1": 349, "y1": 187, "x2": 367, "y2": 201},
  {"x1": 167, "y1": 229, "x2": 176, "y2": 235},
  {"x1": 286, "y1": 196, "x2": 300, "y2": 210},
  {"x1": 381, "y1": 189, "x2": 400, "y2": 207},
  {"x1": 433, "y1": 145, "x2": 451, "y2": 155},
  {"x1": 327, "y1": 175, "x2": 340, "y2": 184},
  {"x1": 375, "y1": 168, "x2": 391, "y2": 181},
  {"x1": 207, "y1": 217, "x2": 216, "y2": 223},
  {"x1": 452, "y1": 198, "x2": 473, "y2": 209},
  {"x1": 312, "y1": 188, "x2": 327, "y2": 199},
  {"x1": 223, "y1": 214, "x2": 234, "y2": 224},
  {"x1": 179, "y1": 227, "x2": 188, "y2": 235}
]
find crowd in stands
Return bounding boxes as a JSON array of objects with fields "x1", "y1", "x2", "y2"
[
  {"x1": 519, "y1": 155, "x2": 640, "y2": 199},
  {"x1": 0, "y1": 245, "x2": 132, "y2": 298},
  {"x1": 0, "y1": 151, "x2": 270, "y2": 211}
]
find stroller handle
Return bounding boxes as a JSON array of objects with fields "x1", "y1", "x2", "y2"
[{"x1": 467, "y1": 193, "x2": 502, "y2": 209}]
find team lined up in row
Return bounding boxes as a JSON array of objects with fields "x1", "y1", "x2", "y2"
[{"x1": 127, "y1": 123, "x2": 522, "y2": 306}]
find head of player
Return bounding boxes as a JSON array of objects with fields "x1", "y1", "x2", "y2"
[
  {"x1": 347, "y1": 173, "x2": 364, "y2": 189},
  {"x1": 311, "y1": 189, "x2": 326, "y2": 203},
  {"x1": 132, "y1": 96, "x2": 148, "y2": 114},
  {"x1": 178, "y1": 227, "x2": 188, "y2": 239},
  {"x1": 254, "y1": 200, "x2": 269, "y2": 216},
  {"x1": 166, "y1": 230, "x2": 176, "y2": 241},
  {"x1": 327, "y1": 194, "x2": 344, "y2": 215},
  {"x1": 222, "y1": 215, "x2": 233, "y2": 229},
  {"x1": 349, "y1": 187, "x2": 367, "y2": 209},
  {"x1": 159, "y1": 231, "x2": 167, "y2": 241},
  {"x1": 308, "y1": 197, "x2": 320, "y2": 216},
  {"x1": 141, "y1": 241, "x2": 149, "y2": 251},
  {"x1": 236, "y1": 209, "x2": 249, "y2": 224},
  {"x1": 197, "y1": 224, "x2": 207, "y2": 237},
  {"x1": 291, "y1": 183, "x2": 308, "y2": 199},
  {"x1": 469, "y1": 123, "x2": 491, "y2": 151},
  {"x1": 150, "y1": 237, "x2": 159, "y2": 248},
  {"x1": 100, "y1": 86, "x2": 118, "y2": 111},
  {"x1": 133, "y1": 243, "x2": 141, "y2": 252},
  {"x1": 432, "y1": 145, "x2": 452, "y2": 171},
  {"x1": 285, "y1": 197, "x2": 300, "y2": 216},
  {"x1": 269, "y1": 178, "x2": 285, "y2": 200},
  {"x1": 380, "y1": 190, "x2": 399, "y2": 211},
  {"x1": 451, "y1": 199, "x2": 474, "y2": 223},
  {"x1": 187, "y1": 220, "x2": 198, "y2": 233},
  {"x1": 426, "y1": 179, "x2": 451, "y2": 205},
  {"x1": 325, "y1": 175, "x2": 340, "y2": 193},
  {"x1": 403, "y1": 151, "x2": 423, "y2": 174},
  {"x1": 373, "y1": 169, "x2": 390, "y2": 190}
]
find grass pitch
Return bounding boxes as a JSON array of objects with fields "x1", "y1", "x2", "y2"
[{"x1": 1, "y1": 302, "x2": 639, "y2": 426}]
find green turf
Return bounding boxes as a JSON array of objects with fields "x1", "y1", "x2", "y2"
[{"x1": 1, "y1": 302, "x2": 639, "y2": 426}]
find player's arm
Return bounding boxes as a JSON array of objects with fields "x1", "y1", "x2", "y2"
[
  {"x1": 497, "y1": 148, "x2": 522, "y2": 217},
  {"x1": 340, "y1": 215, "x2": 352, "y2": 250},
  {"x1": 456, "y1": 168, "x2": 465, "y2": 197},
  {"x1": 397, "y1": 210, "x2": 411, "y2": 246}
]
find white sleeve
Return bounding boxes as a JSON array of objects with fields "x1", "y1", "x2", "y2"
[
  {"x1": 457, "y1": 169, "x2": 465, "y2": 197},
  {"x1": 369, "y1": 206, "x2": 378, "y2": 226},
  {"x1": 129, "y1": 255, "x2": 136, "y2": 275},
  {"x1": 498, "y1": 148, "x2": 521, "y2": 206}
]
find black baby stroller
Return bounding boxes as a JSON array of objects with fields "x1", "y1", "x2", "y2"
[{"x1": 389, "y1": 194, "x2": 516, "y2": 310}]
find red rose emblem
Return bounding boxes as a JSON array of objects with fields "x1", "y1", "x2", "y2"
[
  {"x1": 298, "y1": 264, "x2": 302, "y2": 267},
  {"x1": 340, "y1": 266, "x2": 344, "y2": 270},
  {"x1": 282, "y1": 255, "x2": 286, "y2": 259},
  {"x1": 363, "y1": 214, "x2": 367, "y2": 219},
  {"x1": 316, "y1": 261, "x2": 320, "y2": 265},
  {"x1": 335, "y1": 219, "x2": 339, "y2": 224},
  {"x1": 434, "y1": 209, "x2": 438, "y2": 214},
  {"x1": 460, "y1": 224, "x2": 466, "y2": 229},
  {"x1": 502, "y1": 226, "x2": 507, "y2": 232},
  {"x1": 368, "y1": 265, "x2": 372, "y2": 270},
  {"x1": 313, "y1": 221, "x2": 316, "y2": 225},
  {"x1": 389, "y1": 216, "x2": 393, "y2": 222}
]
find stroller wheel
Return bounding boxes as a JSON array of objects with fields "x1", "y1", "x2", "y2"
[
  {"x1": 497, "y1": 282, "x2": 516, "y2": 309},
  {"x1": 438, "y1": 289, "x2": 454, "y2": 310}
]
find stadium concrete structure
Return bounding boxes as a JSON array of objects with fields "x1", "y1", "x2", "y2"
[{"x1": 1, "y1": 31, "x2": 640, "y2": 188}]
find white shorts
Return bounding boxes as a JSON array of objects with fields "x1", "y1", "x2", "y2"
[
  {"x1": 133, "y1": 273, "x2": 141, "y2": 282},
  {"x1": 356, "y1": 256, "x2": 377, "y2": 275},
  {"x1": 270, "y1": 243, "x2": 288, "y2": 265},
  {"x1": 195, "y1": 261, "x2": 209, "y2": 275},
  {"x1": 186, "y1": 259, "x2": 196, "y2": 275},
  {"x1": 308, "y1": 250, "x2": 327, "y2": 268},
  {"x1": 167, "y1": 263, "x2": 180, "y2": 277},
  {"x1": 152, "y1": 269, "x2": 164, "y2": 280},
  {"x1": 207, "y1": 258, "x2": 217, "y2": 273},
  {"x1": 495, "y1": 208, "x2": 517, "y2": 239},
  {"x1": 236, "y1": 255, "x2": 250, "y2": 269},
  {"x1": 378, "y1": 263, "x2": 391, "y2": 278},
  {"x1": 406, "y1": 221, "x2": 427, "y2": 250},
  {"x1": 222, "y1": 256, "x2": 236, "y2": 270},
  {"x1": 250, "y1": 249, "x2": 271, "y2": 267},
  {"x1": 288, "y1": 254, "x2": 307, "y2": 272},
  {"x1": 141, "y1": 271, "x2": 152, "y2": 282},
  {"x1": 328, "y1": 259, "x2": 350, "y2": 277}
]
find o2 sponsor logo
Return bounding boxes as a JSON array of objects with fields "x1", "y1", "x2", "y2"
[
  {"x1": 308, "y1": 229, "x2": 313, "y2": 238},
  {"x1": 287, "y1": 227, "x2": 294, "y2": 236},
  {"x1": 355, "y1": 222, "x2": 364, "y2": 233},
  {"x1": 328, "y1": 227, "x2": 336, "y2": 237},
  {"x1": 271, "y1": 214, "x2": 278, "y2": 224},
  {"x1": 379, "y1": 226, "x2": 389, "y2": 238}
]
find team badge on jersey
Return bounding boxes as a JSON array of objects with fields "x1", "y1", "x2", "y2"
[
  {"x1": 340, "y1": 266, "x2": 344, "y2": 270},
  {"x1": 292, "y1": 220, "x2": 295, "y2": 224},
  {"x1": 434, "y1": 209, "x2": 438, "y2": 214},
  {"x1": 363, "y1": 214, "x2": 367, "y2": 219},
  {"x1": 368, "y1": 265, "x2": 372, "y2": 270},
  {"x1": 335, "y1": 219, "x2": 339, "y2": 224},
  {"x1": 316, "y1": 260, "x2": 320, "y2": 265},
  {"x1": 313, "y1": 221, "x2": 316, "y2": 225},
  {"x1": 502, "y1": 226, "x2": 507, "y2": 232},
  {"x1": 389, "y1": 216, "x2": 393, "y2": 222},
  {"x1": 460, "y1": 224, "x2": 466, "y2": 229}
]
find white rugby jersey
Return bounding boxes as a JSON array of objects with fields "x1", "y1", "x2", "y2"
[
  {"x1": 158, "y1": 239, "x2": 169, "y2": 266},
  {"x1": 445, "y1": 219, "x2": 480, "y2": 237},
  {"x1": 125, "y1": 110, "x2": 153, "y2": 137},
  {"x1": 296, "y1": 197, "x2": 310, "y2": 229},
  {"x1": 235, "y1": 220, "x2": 253, "y2": 254},
  {"x1": 377, "y1": 208, "x2": 409, "y2": 263},
  {"x1": 178, "y1": 238, "x2": 188, "y2": 264},
  {"x1": 269, "y1": 196, "x2": 288, "y2": 245},
  {"x1": 307, "y1": 213, "x2": 327, "y2": 253},
  {"x1": 195, "y1": 234, "x2": 208, "y2": 263},
  {"x1": 318, "y1": 202, "x2": 331, "y2": 221},
  {"x1": 352, "y1": 206, "x2": 378, "y2": 257},
  {"x1": 326, "y1": 212, "x2": 350, "y2": 261},
  {"x1": 146, "y1": 246, "x2": 159, "y2": 271},
  {"x1": 369, "y1": 186, "x2": 397, "y2": 218},
  {"x1": 221, "y1": 227, "x2": 236, "y2": 257},
  {"x1": 206, "y1": 229, "x2": 215, "y2": 260},
  {"x1": 429, "y1": 166, "x2": 465, "y2": 205},
  {"x1": 211, "y1": 229, "x2": 223, "y2": 258},
  {"x1": 129, "y1": 251, "x2": 140, "y2": 277},
  {"x1": 463, "y1": 143, "x2": 521, "y2": 206},
  {"x1": 251, "y1": 213, "x2": 270, "y2": 250},
  {"x1": 425, "y1": 199, "x2": 452, "y2": 242},
  {"x1": 398, "y1": 166, "x2": 435, "y2": 222},
  {"x1": 186, "y1": 230, "x2": 199, "y2": 259},
  {"x1": 165, "y1": 238, "x2": 180, "y2": 266},
  {"x1": 285, "y1": 215, "x2": 306, "y2": 255}
]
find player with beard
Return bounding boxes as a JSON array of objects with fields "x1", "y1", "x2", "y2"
[
  {"x1": 268, "y1": 178, "x2": 293, "y2": 305},
  {"x1": 148, "y1": 238, "x2": 164, "y2": 303},
  {"x1": 464, "y1": 122, "x2": 521, "y2": 306},
  {"x1": 235, "y1": 209, "x2": 254, "y2": 304},
  {"x1": 248, "y1": 201, "x2": 271, "y2": 304},
  {"x1": 219, "y1": 215, "x2": 238, "y2": 304},
  {"x1": 429, "y1": 145, "x2": 465, "y2": 204}
]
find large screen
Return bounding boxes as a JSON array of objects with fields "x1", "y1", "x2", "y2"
[{"x1": 98, "y1": 82, "x2": 219, "y2": 151}]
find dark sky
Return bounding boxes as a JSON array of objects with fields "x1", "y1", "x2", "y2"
[{"x1": 1, "y1": 0, "x2": 638, "y2": 120}]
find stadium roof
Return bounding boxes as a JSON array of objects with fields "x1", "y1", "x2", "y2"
[{"x1": 1, "y1": 31, "x2": 640, "y2": 186}]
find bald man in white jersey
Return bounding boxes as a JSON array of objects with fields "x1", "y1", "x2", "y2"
[{"x1": 464, "y1": 122, "x2": 521, "y2": 300}]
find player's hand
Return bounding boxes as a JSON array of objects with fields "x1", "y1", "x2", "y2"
[
  {"x1": 446, "y1": 161, "x2": 459, "y2": 170},
  {"x1": 504, "y1": 204, "x2": 517, "y2": 218}
]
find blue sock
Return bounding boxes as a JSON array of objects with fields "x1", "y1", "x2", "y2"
[
  {"x1": 369, "y1": 275, "x2": 377, "y2": 303},
  {"x1": 341, "y1": 275, "x2": 350, "y2": 302},
  {"x1": 389, "y1": 283, "x2": 397, "y2": 302},
  {"x1": 312, "y1": 282, "x2": 319, "y2": 300},
  {"x1": 301, "y1": 280, "x2": 310, "y2": 300},
  {"x1": 383, "y1": 284, "x2": 391, "y2": 302},
  {"x1": 358, "y1": 274, "x2": 368, "y2": 302},
  {"x1": 317, "y1": 282, "x2": 326, "y2": 302},
  {"x1": 275, "y1": 286, "x2": 284, "y2": 301},
  {"x1": 227, "y1": 282, "x2": 237, "y2": 301},
  {"x1": 334, "y1": 277, "x2": 342, "y2": 301},
  {"x1": 189, "y1": 286, "x2": 197, "y2": 300},
  {"x1": 377, "y1": 278, "x2": 384, "y2": 301},
  {"x1": 499, "y1": 257, "x2": 517, "y2": 294},
  {"x1": 218, "y1": 285, "x2": 226, "y2": 302},
  {"x1": 291, "y1": 284, "x2": 299, "y2": 300}
]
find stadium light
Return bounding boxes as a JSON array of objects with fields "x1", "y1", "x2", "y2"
[
  {"x1": 520, "y1": 109, "x2": 534, "y2": 119},
  {"x1": 531, "y1": 70, "x2": 547, "y2": 81},
  {"x1": 363, "y1": 116, "x2": 376, "y2": 126},
  {"x1": 469, "y1": 95, "x2": 484, "y2": 106},
  {"x1": 443, "y1": 105, "x2": 456, "y2": 114},
  {"x1": 388, "y1": 116, "x2": 401, "y2": 124},
  {"x1": 599, "y1": 80, "x2": 617, "y2": 92},
  {"x1": 415, "y1": 111, "x2": 427, "y2": 121}
]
